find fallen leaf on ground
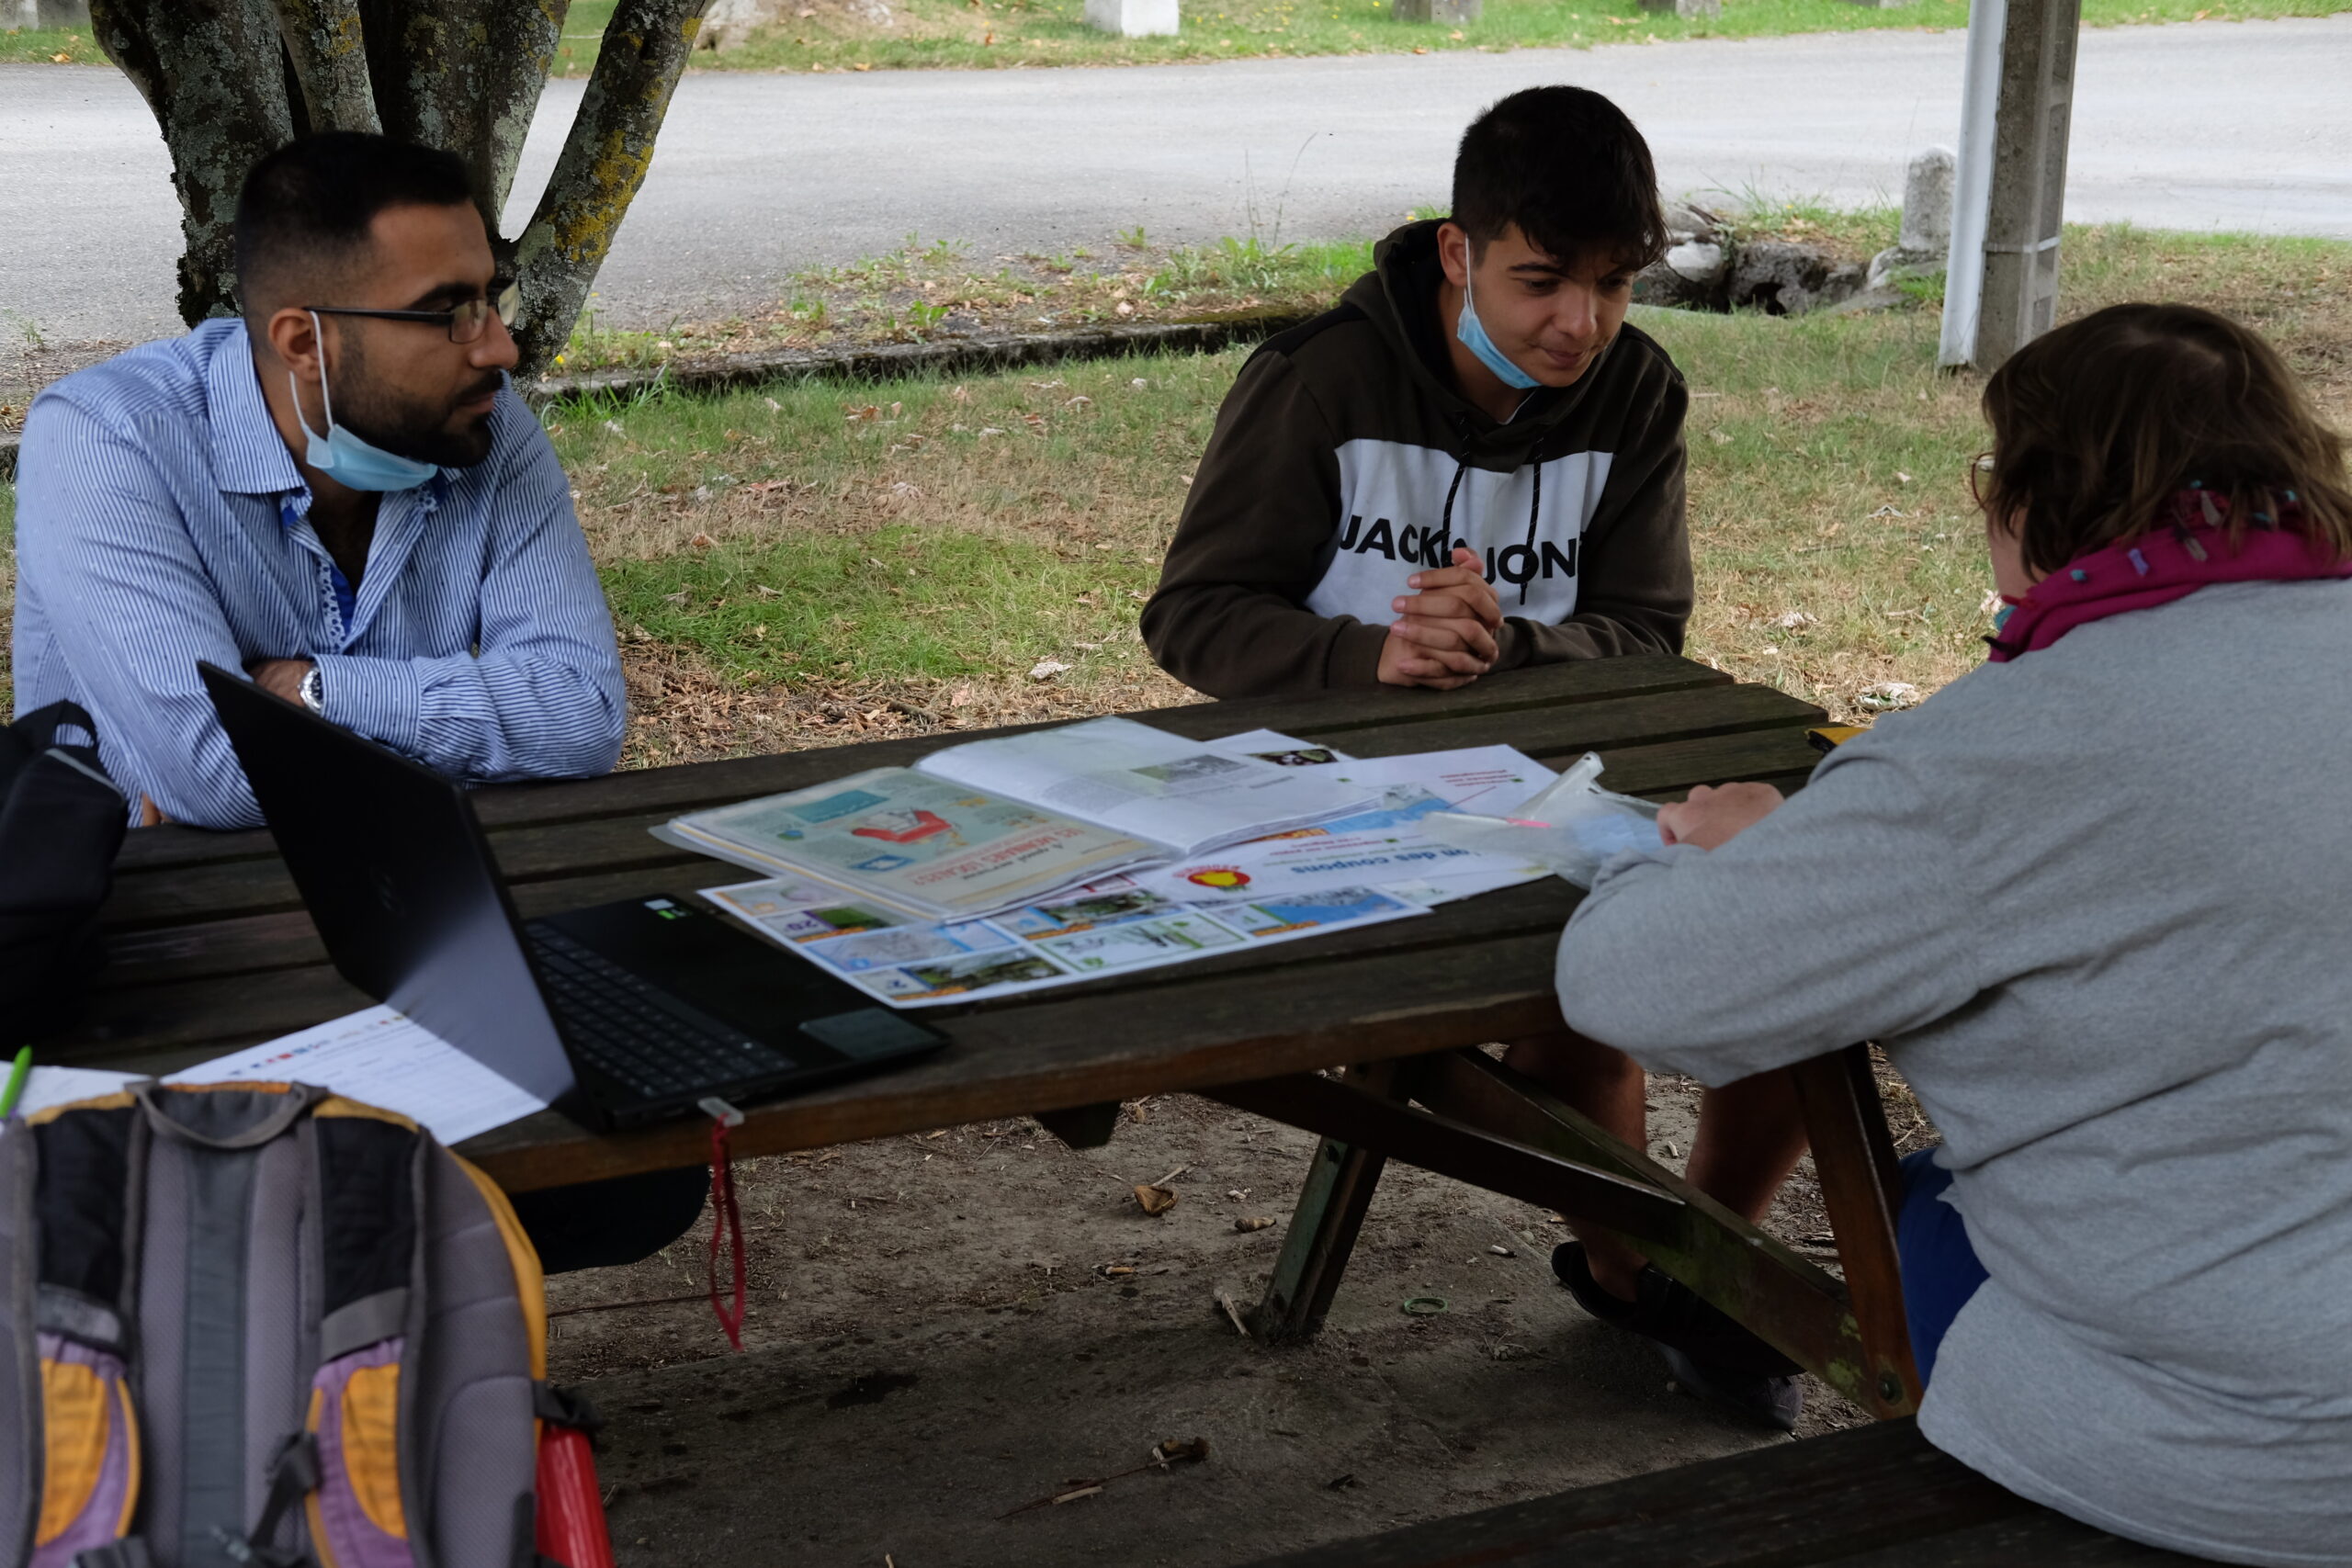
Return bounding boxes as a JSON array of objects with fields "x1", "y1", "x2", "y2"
[
  {"x1": 1235, "y1": 1216, "x2": 1275, "y2": 1233},
  {"x1": 1028, "y1": 659, "x2": 1070, "y2": 682},
  {"x1": 1132, "y1": 1182, "x2": 1177, "y2": 1215}
]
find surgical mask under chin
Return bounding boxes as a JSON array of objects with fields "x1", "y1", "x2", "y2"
[
  {"x1": 290, "y1": 310, "x2": 440, "y2": 492},
  {"x1": 1454, "y1": 273, "x2": 1541, "y2": 391}
]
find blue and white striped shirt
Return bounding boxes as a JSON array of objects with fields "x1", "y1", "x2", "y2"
[{"x1": 11, "y1": 319, "x2": 626, "y2": 830}]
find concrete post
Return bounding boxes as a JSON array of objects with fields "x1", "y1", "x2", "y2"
[
  {"x1": 12, "y1": 0, "x2": 91, "y2": 25},
  {"x1": 1392, "y1": 0, "x2": 1482, "y2": 22},
  {"x1": 1973, "y1": 0, "x2": 2080, "y2": 367},
  {"x1": 1083, "y1": 0, "x2": 1179, "y2": 33}
]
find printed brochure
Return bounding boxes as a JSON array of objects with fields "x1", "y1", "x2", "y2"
[
  {"x1": 666, "y1": 767, "x2": 1160, "y2": 920},
  {"x1": 701, "y1": 874, "x2": 1428, "y2": 1008},
  {"x1": 1130, "y1": 744, "x2": 1559, "y2": 906},
  {"x1": 664, "y1": 716, "x2": 1377, "y2": 920}
]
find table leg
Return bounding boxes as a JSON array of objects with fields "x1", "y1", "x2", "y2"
[
  {"x1": 1414, "y1": 1046, "x2": 1907, "y2": 1416},
  {"x1": 1244, "y1": 1060, "x2": 1408, "y2": 1344},
  {"x1": 1790, "y1": 1045, "x2": 1923, "y2": 1416}
]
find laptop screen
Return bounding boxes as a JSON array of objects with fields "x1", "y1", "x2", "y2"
[{"x1": 198, "y1": 662, "x2": 578, "y2": 1107}]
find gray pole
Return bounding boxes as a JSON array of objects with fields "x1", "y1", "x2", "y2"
[
  {"x1": 1939, "y1": 0, "x2": 2006, "y2": 368},
  {"x1": 1973, "y1": 0, "x2": 2082, "y2": 367}
]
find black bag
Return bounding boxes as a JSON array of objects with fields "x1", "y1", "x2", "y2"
[{"x1": 0, "y1": 700, "x2": 128, "y2": 1046}]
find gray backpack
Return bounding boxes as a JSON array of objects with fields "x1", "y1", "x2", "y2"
[{"x1": 1, "y1": 1081, "x2": 604, "y2": 1568}]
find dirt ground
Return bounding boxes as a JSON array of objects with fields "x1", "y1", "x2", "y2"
[{"x1": 545, "y1": 1073, "x2": 1895, "y2": 1567}]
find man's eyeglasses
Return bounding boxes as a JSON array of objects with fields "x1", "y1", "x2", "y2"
[{"x1": 308, "y1": 279, "x2": 521, "y2": 344}]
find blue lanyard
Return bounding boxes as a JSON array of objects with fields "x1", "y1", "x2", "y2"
[{"x1": 279, "y1": 497, "x2": 357, "y2": 643}]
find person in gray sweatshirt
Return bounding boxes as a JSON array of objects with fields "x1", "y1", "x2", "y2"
[{"x1": 1555, "y1": 301, "x2": 2352, "y2": 1565}]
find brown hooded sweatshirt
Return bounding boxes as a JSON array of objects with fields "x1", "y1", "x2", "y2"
[{"x1": 1142, "y1": 220, "x2": 1693, "y2": 699}]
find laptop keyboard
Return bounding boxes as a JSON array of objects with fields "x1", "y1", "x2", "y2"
[{"x1": 527, "y1": 926, "x2": 796, "y2": 1100}]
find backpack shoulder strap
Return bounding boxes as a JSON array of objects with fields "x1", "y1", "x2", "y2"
[{"x1": 7, "y1": 1100, "x2": 148, "y2": 1563}]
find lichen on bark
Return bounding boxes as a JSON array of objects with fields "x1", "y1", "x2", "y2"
[{"x1": 88, "y1": 0, "x2": 707, "y2": 375}]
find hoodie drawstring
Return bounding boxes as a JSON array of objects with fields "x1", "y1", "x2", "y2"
[
  {"x1": 1439, "y1": 457, "x2": 1470, "y2": 555},
  {"x1": 1519, "y1": 458, "x2": 1544, "y2": 606},
  {"x1": 1440, "y1": 454, "x2": 1548, "y2": 606}
]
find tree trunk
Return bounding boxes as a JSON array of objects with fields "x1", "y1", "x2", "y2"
[
  {"x1": 90, "y1": 0, "x2": 296, "y2": 323},
  {"x1": 509, "y1": 0, "x2": 707, "y2": 371},
  {"x1": 88, "y1": 0, "x2": 706, "y2": 375},
  {"x1": 361, "y1": 0, "x2": 569, "y2": 223},
  {"x1": 272, "y1": 0, "x2": 383, "y2": 135}
]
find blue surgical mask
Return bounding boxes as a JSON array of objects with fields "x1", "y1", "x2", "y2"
[
  {"x1": 1454, "y1": 272, "x2": 1541, "y2": 391},
  {"x1": 289, "y1": 310, "x2": 441, "y2": 492}
]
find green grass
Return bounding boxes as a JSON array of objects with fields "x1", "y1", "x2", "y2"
[
  {"x1": 5, "y1": 220, "x2": 2345, "y2": 753},
  {"x1": 604, "y1": 525, "x2": 1159, "y2": 684},
  {"x1": 555, "y1": 0, "x2": 2350, "y2": 74},
  {"x1": 540, "y1": 218, "x2": 2352, "y2": 739},
  {"x1": 0, "y1": 25, "x2": 103, "y2": 64}
]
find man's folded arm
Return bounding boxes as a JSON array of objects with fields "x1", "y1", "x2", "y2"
[
  {"x1": 311, "y1": 428, "x2": 626, "y2": 781},
  {"x1": 1496, "y1": 376, "x2": 1693, "y2": 670},
  {"x1": 16, "y1": 398, "x2": 273, "y2": 829},
  {"x1": 1140, "y1": 354, "x2": 1385, "y2": 697}
]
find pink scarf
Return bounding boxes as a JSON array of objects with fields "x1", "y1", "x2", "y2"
[{"x1": 1984, "y1": 491, "x2": 2352, "y2": 662}]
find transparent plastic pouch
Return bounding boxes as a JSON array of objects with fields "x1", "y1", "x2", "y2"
[{"x1": 1419, "y1": 753, "x2": 1666, "y2": 888}]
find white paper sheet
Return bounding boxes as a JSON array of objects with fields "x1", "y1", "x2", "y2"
[
  {"x1": 162, "y1": 1005, "x2": 549, "y2": 1145},
  {"x1": 8, "y1": 1066, "x2": 142, "y2": 1120}
]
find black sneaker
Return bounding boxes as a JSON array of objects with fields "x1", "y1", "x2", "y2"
[
  {"x1": 1550, "y1": 1241, "x2": 1804, "y2": 1378},
  {"x1": 1658, "y1": 1344, "x2": 1804, "y2": 1432}
]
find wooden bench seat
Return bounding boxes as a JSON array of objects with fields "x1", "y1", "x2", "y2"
[{"x1": 1239, "y1": 1416, "x2": 2218, "y2": 1567}]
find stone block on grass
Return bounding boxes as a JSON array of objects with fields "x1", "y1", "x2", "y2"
[
  {"x1": 1639, "y1": 0, "x2": 1721, "y2": 17},
  {"x1": 1084, "y1": 0, "x2": 1179, "y2": 34},
  {"x1": 1391, "y1": 0, "x2": 1481, "y2": 23}
]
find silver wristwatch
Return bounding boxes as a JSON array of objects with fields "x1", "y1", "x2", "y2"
[{"x1": 298, "y1": 665, "x2": 326, "y2": 716}]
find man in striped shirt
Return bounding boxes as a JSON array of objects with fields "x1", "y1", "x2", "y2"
[{"x1": 11, "y1": 133, "x2": 625, "y2": 830}]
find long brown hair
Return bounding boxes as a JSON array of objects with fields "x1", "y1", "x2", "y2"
[{"x1": 1980, "y1": 303, "x2": 2352, "y2": 574}]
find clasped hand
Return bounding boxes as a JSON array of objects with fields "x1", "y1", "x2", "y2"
[{"x1": 1376, "y1": 547, "x2": 1503, "y2": 690}]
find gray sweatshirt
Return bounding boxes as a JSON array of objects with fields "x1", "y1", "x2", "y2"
[{"x1": 1555, "y1": 580, "x2": 2352, "y2": 1567}]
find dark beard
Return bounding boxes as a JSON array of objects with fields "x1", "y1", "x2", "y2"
[{"x1": 331, "y1": 336, "x2": 503, "y2": 468}]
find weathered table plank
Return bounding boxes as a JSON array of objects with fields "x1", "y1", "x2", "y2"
[{"x1": 1236, "y1": 1417, "x2": 2211, "y2": 1567}]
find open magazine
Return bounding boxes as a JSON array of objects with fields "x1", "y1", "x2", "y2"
[
  {"x1": 692, "y1": 736, "x2": 1563, "y2": 1009},
  {"x1": 663, "y1": 717, "x2": 1377, "y2": 920}
]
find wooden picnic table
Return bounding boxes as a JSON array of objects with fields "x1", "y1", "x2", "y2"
[{"x1": 59, "y1": 654, "x2": 1924, "y2": 1416}]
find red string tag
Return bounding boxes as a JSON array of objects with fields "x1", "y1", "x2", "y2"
[{"x1": 698, "y1": 1097, "x2": 748, "y2": 1352}]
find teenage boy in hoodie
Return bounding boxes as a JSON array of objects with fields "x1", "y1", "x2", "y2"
[
  {"x1": 1146, "y1": 87, "x2": 1813, "y2": 1430},
  {"x1": 1142, "y1": 84, "x2": 1692, "y2": 697}
]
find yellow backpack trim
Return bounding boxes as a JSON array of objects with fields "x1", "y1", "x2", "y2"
[{"x1": 453, "y1": 1156, "x2": 548, "y2": 1382}]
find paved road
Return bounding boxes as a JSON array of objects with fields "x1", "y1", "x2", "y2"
[{"x1": 5, "y1": 16, "x2": 2348, "y2": 344}]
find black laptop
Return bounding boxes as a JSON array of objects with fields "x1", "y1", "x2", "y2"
[{"x1": 199, "y1": 662, "x2": 947, "y2": 1131}]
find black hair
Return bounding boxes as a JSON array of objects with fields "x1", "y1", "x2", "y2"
[
  {"x1": 233, "y1": 132, "x2": 476, "y2": 322},
  {"x1": 1451, "y1": 86, "x2": 1668, "y2": 272}
]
